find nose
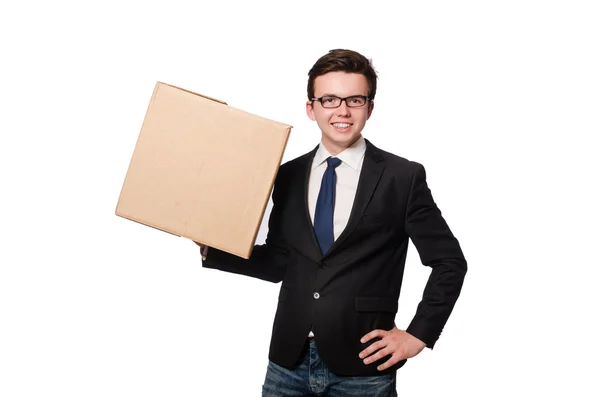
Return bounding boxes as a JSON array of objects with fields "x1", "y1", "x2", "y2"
[{"x1": 336, "y1": 101, "x2": 351, "y2": 117}]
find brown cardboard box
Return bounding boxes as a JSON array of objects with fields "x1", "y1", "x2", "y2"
[{"x1": 116, "y1": 82, "x2": 291, "y2": 258}]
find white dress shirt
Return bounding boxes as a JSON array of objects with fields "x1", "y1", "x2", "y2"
[
  {"x1": 308, "y1": 136, "x2": 367, "y2": 239},
  {"x1": 307, "y1": 136, "x2": 366, "y2": 337}
]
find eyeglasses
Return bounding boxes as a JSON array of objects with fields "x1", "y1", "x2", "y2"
[{"x1": 311, "y1": 95, "x2": 371, "y2": 108}]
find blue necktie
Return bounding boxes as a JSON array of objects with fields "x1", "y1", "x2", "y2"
[{"x1": 314, "y1": 157, "x2": 342, "y2": 254}]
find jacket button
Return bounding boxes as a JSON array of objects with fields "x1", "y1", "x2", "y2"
[
  {"x1": 313, "y1": 292, "x2": 320, "y2": 300},
  {"x1": 318, "y1": 260, "x2": 325, "y2": 268}
]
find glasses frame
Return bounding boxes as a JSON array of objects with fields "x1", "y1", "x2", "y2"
[{"x1": 310, "y1": 95, "x2": 372, "y2": 108}]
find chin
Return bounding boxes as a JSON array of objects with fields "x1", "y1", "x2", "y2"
[
  {"x1": 322, "y1": 128, "x2": 361, "y2": 150},
  {"x1": 329, "y1": 137, "x2": 358, "y2": 151},
  {"x1": 336, "y1": 132, "x2": 360, "y2": 143}
]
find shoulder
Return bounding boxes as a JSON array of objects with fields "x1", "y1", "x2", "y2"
[
  {"x1": 366, "y1": 139, "x2": 424, "y2": 175},
  {"x1": 272, "y1": 146, "x2": 317, "y2": 190},
  {"x1": 277, "y1": 146, "x2": 317, "y2": 176}
]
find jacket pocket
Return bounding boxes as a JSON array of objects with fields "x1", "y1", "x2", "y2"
[{"x1": 354, "y1": 297, "x2": 398, "y2": 313}]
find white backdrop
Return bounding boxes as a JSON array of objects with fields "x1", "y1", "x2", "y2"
[{"x1": 1, "y1": 1, "x2": 599, "y2": 396}]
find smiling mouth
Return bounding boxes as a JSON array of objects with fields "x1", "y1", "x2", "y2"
[{"x1": 332, "y1": 123, "x2": 352, "y2": 128}]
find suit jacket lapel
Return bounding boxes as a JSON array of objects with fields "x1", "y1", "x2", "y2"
[
  {"x1": 286, "y1": 140, "x2": 385, "y2": 260},
  {"x1": 326, "y1": 139, "x2": 385, "y2": 256},
  {"x1": 287, "y1": 145, "x2": 323, "y2": 263}
]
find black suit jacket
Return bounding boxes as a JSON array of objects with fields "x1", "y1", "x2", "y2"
[{"x1": 203, "y1": 139, "x2": 467, "y2": 376}]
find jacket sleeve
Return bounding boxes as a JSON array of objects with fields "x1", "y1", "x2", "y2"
[
  {"x1": 201, "y1": 169, "x2": 289, "y2": 283},
  {"x1": 404, "y1": 163, "x2": 467, "y2": 348}
]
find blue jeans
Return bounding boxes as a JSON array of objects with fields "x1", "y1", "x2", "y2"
[{"x1": 262, "y1": 340, "x2": 397, "y2": 396}]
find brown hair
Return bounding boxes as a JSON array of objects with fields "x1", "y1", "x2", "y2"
[{"x1": 307, "y1": 49, "x2": 378, "y2": 100}]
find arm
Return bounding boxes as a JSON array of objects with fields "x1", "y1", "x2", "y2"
[
  {"x1": 356, "y1": 162, "x2": 468, "y2": 371},
  {"x1": 404, "y1": 163, "x2": 467, "y2": 348},
  {"x1": 200, "y1": 170, "x2": 289, "y2": 283}
]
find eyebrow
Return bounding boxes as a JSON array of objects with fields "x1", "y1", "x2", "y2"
[{"x1": 320, "y1": 93, "x2": 365, "y2": 97}]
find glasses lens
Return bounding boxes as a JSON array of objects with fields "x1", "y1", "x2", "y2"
[
  {"x1": 321, "y1": 96, "x2": 341, "y2": 108},
  {"x1": 346, "y1": 96, "x2": 366, "y2": 107}
]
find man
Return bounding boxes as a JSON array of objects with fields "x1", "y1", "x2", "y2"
[{"x1": 197, "y1": 49, "x2": 467, "y2": 396}]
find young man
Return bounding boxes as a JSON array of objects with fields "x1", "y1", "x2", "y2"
[{"x1": 199, "y1": 49, "x2": 467, "y2": 396}]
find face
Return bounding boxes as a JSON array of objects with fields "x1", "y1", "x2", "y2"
[{"x1": 306, "y1": 71, "x2": 374, "y2": 155}]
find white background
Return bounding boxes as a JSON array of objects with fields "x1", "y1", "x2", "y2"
[{"x1": 1, "y1": 0, "x2": 599, "y2": 396}]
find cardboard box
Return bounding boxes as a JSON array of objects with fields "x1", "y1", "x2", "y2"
[{"x1": 116, "y1": 82, "x2": 291, "y2": 258}]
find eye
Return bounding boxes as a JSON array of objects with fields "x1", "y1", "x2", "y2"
[
  {"x1": 322, "y1": 96, "x2": 336, "y2": 103},
  {"x1": 349, "y1": 96, "x2": 364, "y2": 105}
]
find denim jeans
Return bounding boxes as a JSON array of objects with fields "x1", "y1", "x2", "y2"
[{"x1": 262, "y1": 340, "x2": 397, "y2": 396}]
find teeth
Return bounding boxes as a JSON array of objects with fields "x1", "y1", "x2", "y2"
[{"x1": 333, "y1": 123, "x2": 351, "y2": 128}]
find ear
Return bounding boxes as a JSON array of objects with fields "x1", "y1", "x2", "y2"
[
  {"x1": 306, "y1": 100, "x2": 317, "y2": 121},
  {"x1": 366, "y1": 101, "x2": 374, "y2": 120}
]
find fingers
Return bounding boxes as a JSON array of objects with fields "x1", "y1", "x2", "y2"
[
  {"x1": 359, "y1": 340, "x2": 386, "y2": 360},
  {"x1": 362, "y1": 345, "x2": 393, "y2": 366},
  {"x1": 377, "y1": 354, "x2": 401, "y2": 371},
  {"x1": 358, "y1": 327, "x2": 409, "y2": 370},
  {"x1": 360, "y1": 329, "x2": 385, "y2": 344},
  {"x1": 193, "y1": 241, "x2": 208, "y2": 260}
]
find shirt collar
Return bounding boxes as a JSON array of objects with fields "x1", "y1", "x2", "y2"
[{"x1": 312, "y1": 136, "x2": 366, "y2": 170}]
